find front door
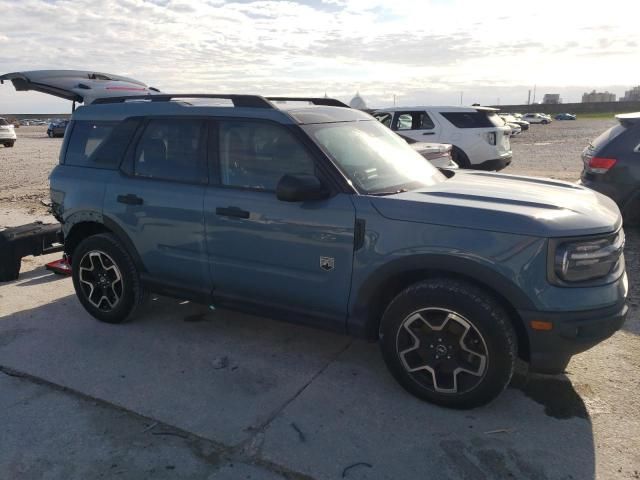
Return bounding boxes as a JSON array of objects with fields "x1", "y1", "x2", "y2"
[
  {"x1": 204, "y1": 119, "x2": 356, "y2": 328},
  {"x1": 104, "y1": 118, "x2": 210, "y2": 291}
]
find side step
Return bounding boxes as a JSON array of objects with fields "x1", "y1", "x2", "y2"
[{"x1": 0, "y1": 222, "x2": 63, "y2": 281}]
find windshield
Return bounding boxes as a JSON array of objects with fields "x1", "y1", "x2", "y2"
[{"x1": 303, "y1": 120, "x2": 444, "y2": 194}]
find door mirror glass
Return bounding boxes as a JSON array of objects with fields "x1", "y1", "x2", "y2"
[{"x1": 276, "y1": 174, "x2": 328, "y2": 202}]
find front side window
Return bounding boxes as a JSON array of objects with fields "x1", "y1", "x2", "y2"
[
  {"x1": 134, "y1": 119, "x2": 207, "y2": 183},
  {"x1": 393, "y1": 111, "x2": 435, "y2": 131},
  {"x1": 373, "y1": 112, "x2": 392, "y2": 128},
  {"x1": 218, "y1": 121, "x2": 315, "y2": 190},
  {"x1": 65, "y1": 121, "x2": 117, "y2": 168},
  {"x1": 304, "y1": 120, "x2": 444, "y2": 194}
]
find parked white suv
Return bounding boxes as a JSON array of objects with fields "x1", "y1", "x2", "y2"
[
  {"x1": 373, "y1": 106, "x2": 512, "y2": 170},
  {"x1": 0, "y1": 117, "x2": 17, "y2": 147}
]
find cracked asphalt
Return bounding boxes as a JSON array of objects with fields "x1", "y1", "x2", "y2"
[{"x1": 1, "y1": 119, "x2": 639, "y2": 479}]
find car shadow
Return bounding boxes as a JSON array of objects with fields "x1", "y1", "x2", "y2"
[
  {"x1": 0, "y1": 294, "x2": 596, "y2": 480},
  {"x1": 8, "y1": 263, "x2": 69, "y2": 287}
]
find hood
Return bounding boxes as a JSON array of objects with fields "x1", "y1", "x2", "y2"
[
  {"x1": 0, "y1": 70, "x2": 161, "y2": 104},
  {"x1": 370, "y1": 171, "x2": 621, "y2": 237}
]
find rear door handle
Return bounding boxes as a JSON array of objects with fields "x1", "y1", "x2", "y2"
[
  {"x1": 216, "y1": 206, "x2": 250, "y2": 219},
  {"x1": 422, "y1": 132, "x2": 435, "y2": 136},
  {"x1": 117, "y1": 194, "x2": 144, "y2": 205}
]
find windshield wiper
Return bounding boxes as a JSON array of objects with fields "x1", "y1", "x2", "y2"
[{"x1": 368, "y1": 188, "x2": 408, "y2": 196}]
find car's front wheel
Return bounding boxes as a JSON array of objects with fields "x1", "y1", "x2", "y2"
[
  {"x1": 379, "y1": 278, "x2": 517, "y2": 409},
  {"x1": 4, "y1": 141, "x2": 14, "y2": 147},
  {"x1": 71, "y1": 233, "x2": 145, "y2": 324}
]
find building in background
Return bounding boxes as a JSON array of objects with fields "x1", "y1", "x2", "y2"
[
  {"x1": 582, "y1": 90, "x2": 616, "y2": 103},
  {"x1": 621, "y1": 86, "x2": 640, "y2": 102},
  {"x1": 542, "y1": 94, "x2": 561, "y2": 104},
  {"x1": 349, "y1": 92, "x2": 367, "y2": 110}
]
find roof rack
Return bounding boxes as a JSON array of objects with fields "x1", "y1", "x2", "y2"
[
  {"x1": 92, "y1": 94, "x2": 273, "y2": 108},
  {"x1": 267, "y1": 97, "x2": 350, "y2": 108}
]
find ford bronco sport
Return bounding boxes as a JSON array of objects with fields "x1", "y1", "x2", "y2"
[{"x1": 1, "y1": 71, "x2": 628, "y2": 409}]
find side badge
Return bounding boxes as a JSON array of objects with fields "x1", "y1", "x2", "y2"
[{"x1": 320, "y1": 256, "x2": 335, "y2": 271}]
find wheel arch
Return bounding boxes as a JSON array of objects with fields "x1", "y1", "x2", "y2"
[
  {"x1": 348, "y1": 255, "x2": 533, "y2": 362},
  {"x1": 64, "y1": 217, "x2": 145, "y2": 272}
]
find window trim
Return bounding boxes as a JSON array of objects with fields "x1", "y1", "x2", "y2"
[{"x1": 126, "y1": 116, "x2": 210, "y2": 186}]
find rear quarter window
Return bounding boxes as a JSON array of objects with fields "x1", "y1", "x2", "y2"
[
  {"x1": 440, "y1": 111, "x2": 501, "y2": 128},
  {"x1": 64, "y1": 120, "x2": 139, "y2": 169}
]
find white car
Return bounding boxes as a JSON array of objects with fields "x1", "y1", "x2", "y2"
[
  {"x1": 0, "y1": 117, "x2": 17, "y2": 147},
  {"x1": 522, "y1": 113, "x2": 552, "y2": 124},
  {"x1": 373, "y1": 106, "x2": 512, "y2": 170}
]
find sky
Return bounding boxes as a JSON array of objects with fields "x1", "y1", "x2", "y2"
[{"x1": 0, "y1": 0, "x2": 639, "y2": 113}]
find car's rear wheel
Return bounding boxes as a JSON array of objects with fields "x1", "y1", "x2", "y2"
[
  {"x1": 542, "y1": 120, "x2": 549, "y2": 124},
  {"x1": 4, "y1": 141, "x2": 14, "y2": 147},
  {"x1": 379, "y1": 278, "x2": 517, "y2": 409},
  {"x1": 71, "y1": 233, "x2": 145, "y2": 323},
  {"x1": 451, "y1": 146, "x2": 471, "y2": 168}
]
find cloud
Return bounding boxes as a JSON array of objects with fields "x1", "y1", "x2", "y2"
[{"x1": 0, "y1": 0, "x2": 638, "y2": 112}]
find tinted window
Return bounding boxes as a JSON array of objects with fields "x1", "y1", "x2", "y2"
[
  {"x1": 65, "y1": 121, "x2": 117, "y2": 168},
  {"x1": 394, "y1": 111, "x2": 435, "y2": 130},
  {"x1": 134, "y1": 119, "x2": 207, "y2": 183},
  {"x1": 440, "y1": 111, "x2": 501, "y2": 128},
  {"x1": 219, "y1": 121, "x2": 315, "y2": 190}
]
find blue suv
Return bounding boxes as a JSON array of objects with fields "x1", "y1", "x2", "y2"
[{"x1": 1, "y1": 72, "x2": 628, "y2": 408}]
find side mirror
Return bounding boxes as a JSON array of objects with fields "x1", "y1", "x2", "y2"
[{"x1": 276, "y1": 174, "x2": 329, "y2": 202}]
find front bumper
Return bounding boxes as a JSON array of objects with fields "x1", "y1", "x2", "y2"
[{"x1": 519, "y1": 298, "x2": 628, "y2": 374}]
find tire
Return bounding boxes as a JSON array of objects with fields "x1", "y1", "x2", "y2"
[
  {"x1": 4, "y1": 141, "x2": 14, "y2": 148},
  {"x1": 71, "y1": 233, "x2": 145, "y2": 323},
  {"x1": 451, "y1": 146, "x2": 471, "y2": 169},
  {"x1": 47, "y1": 131, "x2": 53, "y2": 138},
  {"x1": 542, "y1": 120, "x2": 549, "y2": 125},
  {"x1": 622, "y1": 195, "x2": 640, "y2": 227},
  {"x1": 379, "y1": 277, "x2": 517, "y2": 409}
]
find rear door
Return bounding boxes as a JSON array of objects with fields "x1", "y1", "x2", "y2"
[
  {"x1": 103, "y1": 117, "x2": 210, "y2": 293},
  {"x1": 390, "y1": 110, "x2": 440, "y2": 143},
  {"x1": 0, "y1": 70, "x2": 160, "y2": 104},
  {"x1": 204, "y1": 119, "x2": 356, "y2": 328}
]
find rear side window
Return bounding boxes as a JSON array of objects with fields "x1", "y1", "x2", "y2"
[
  {"x1": 134, "y1": 119, "x2": 207, "y2": 184},
  {"x1": 373, "y1": 112, "x2": 392, "y2": 127},
  {"x1": 65, "y1": 121, "x2": 118, "y2": 168},
  {"x1": 590, "y1": 124, "x2": 627, "y2": 151},
  {"x1": 440, "y1": 111, "x2": 501, "y2": 128}
]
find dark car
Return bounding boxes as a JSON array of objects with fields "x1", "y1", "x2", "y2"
[
  {"x1": 555, "y1": 113, "x2": 576, "y2": 120},
  {"x1": 580, "y1": 113, "x2": 640, "y2": 225},
  {"x1": 47, "y1": 120, "x2": 68, "y2": 137}
]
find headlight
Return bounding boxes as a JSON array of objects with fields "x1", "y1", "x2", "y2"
[{"x1": 552, "y1": 230, "x2": 625, "y2": 283}]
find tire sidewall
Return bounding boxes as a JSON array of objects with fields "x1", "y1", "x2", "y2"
[
  {"x1": 71, "y1": 234, "x2": 140, "y2": 323},
  {"x1": 380, "y1": 279, "x2": 516, "y2": 409}
]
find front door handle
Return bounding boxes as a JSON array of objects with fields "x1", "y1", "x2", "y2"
[
  {"x1": 422, "y1": 132, "x2": 435, "y2": 136},
  {"x1": 216, "y1": 206, "x2": 250, "y2": 219},
  {"x1": 117, "y1": 194, "x2": 144, "y2": 205}
]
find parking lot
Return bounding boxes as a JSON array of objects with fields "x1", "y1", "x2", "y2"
[{"x1": 1, "y1": 119, "x2": 639, "y2": 479}]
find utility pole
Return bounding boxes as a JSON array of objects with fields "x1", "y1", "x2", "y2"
[
  {"x1": 460, "y1": 91, "x2": 463, "y2": 105},
  {"x1": 393, "y1": 94, "x2": 396, "y2": 107},
  {"x1": 527, "y1": 90, "x2": 531, "y2": 105},
  {"x1": 533, "y1": 84, "x2": 537, "y2": 104}
]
